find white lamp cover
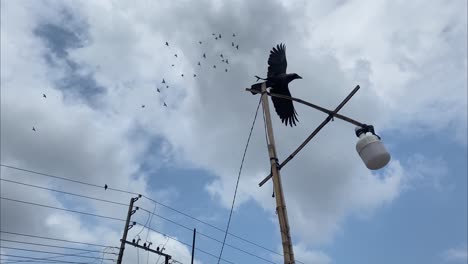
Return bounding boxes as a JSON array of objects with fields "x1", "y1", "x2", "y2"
[{"x1": 356, "y1": 133, "x2": 391, "y2": 170}]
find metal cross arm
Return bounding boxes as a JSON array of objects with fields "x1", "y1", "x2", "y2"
[{"x1": 246, "y1": 85, "x2": 363, "y2": 187}]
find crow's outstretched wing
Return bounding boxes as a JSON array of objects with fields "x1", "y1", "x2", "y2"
[
  {"x1": 271, "y1": 85, "x2": 298, "y2": 127},
  {"x1": 267, "y1": 44, "x2": 287, "y2": 78}
]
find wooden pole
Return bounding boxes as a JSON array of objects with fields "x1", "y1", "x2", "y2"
[{"x1": 260, "y1": 82, "x2": 295, "y2": 264}]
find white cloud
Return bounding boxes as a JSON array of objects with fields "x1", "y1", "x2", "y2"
[
  {"x1": 1, "y1": 0, "x2": 465, "y2": 262},
  {"x1": 443, "y1": 245, "x2": 468, "y2": 263}
]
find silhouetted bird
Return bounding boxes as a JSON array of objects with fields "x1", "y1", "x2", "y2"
[
  {"x1": 32, "y1": 127, "x2": 36, "y2": 132},
  {"x1": 215, "y1": 37, "x2": 218, "y2": 40},
  {"x1": 165, "y1": 42, "x2": 169, "y2": 46},
  {"x1": 236, "y1": 45, "x2": 239, "y2": 50},
  {"x1": 225, "y1": 59, "x2": 229, "y2": 64},
  {"x1": 104, "y1": 184, "x2": 108, "y2": 190},
  {"x1": 250, "y1": 43, "x2": 302, "y2": 126},
  {"x1": 213, "y1": 65, "x2": 216, "y2": 68},
  {"x1": 198, "y1": 62, "x2": 201, "y2": 66},
  {"x1": 163, "y1": 102, "x2": 167, "y2": 107},
  {"x1": 162, "y1": 79, "x2": 166, "y2": 84},
  {"x1": 43, "y1": 94, "x2": 46, "y2": 98},
  {"x1": 157, "y1": 246, "x2": 160, "y2": 252},
  {"x1": 232, "y1": 42, "x2": 234, "y2": 47},
  {"x1": 221, "y1": 59, "x2": 225, "y2": 62},
  {"x1": 212, "y1": 33, "x2": 215, "y2": 36},
  {"x1": 181, "y1": 74, "x2": 184, "y2": 77},
  {"x1": 225, "y1": 69, "x2": 228, "y2": 72},
  {"x1": 220, "y1": 54, "x2": 223, "y2": 58},
  {"x1": 132, "y1": 239, "x2": 136, "y2": 243},
  {"x1": 199, "y1": 41, "x2": 202, "y2": 44},
  {"x1": 233, "y1": 33, "x2": 236, "y2": 37},
  {"x1": 203, "y1": 53, "x2": 206, "y2": 59},
  {"x1": 157, "y1": 88, "x2": 160, "y2": 93},
  {"x1": 166, "y1": 85, "x2": 169, "y2": 88},
  {"x1": 193, "y1": 74, "x2": 196, "y2": 77},
  {"x1": 141, "y1": 105, "x2": 145, "y2": 108},
  {"x1": 171, "y1": 64, "x2": 174, "y2": 67},
  {"x1": 218, "y1": 34, "x2": 221, "y2": 38},
  {"x1": 143, "y1": 242, "x2": 147, "y2": 248},
  {"x1": 174, "y1": 54, "x2": 178, "y2": 58}
]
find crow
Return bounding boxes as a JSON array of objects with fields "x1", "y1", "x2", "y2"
[
  {"x1": 225, "y1": 59, "x2": 229, "y2": 64},
  {"x1": 32, "y1": 127, "x2": 36, "y2": 132},
  {"x1": 141, "y1": 105, "x2": 145, "y2": 108},
  {"x1": 174, "y1": 54, "x2": 178, "y2": 58},
  {"x1": 198, "y1": 62, "x2": 201, "y2": 66},
  {"x1": 162, "y1": 79, "x2": 166, "y2": 84},
  {"x1": 163, "y1": 102, "x2": 167, "y2": 107},
  {"x1": 166, "y1": 85, "x2": 169, "y2": 88},
  {"x1": 193, "y1": 74, "x2": 197, "y2": 77},
  {"x1": 221, "y1": 59, "x2": 225, "y2": 63},
  {"x1": 225, "y1": 69, "x2": 228, "y2": 72},
  {"x1": 104, "y1": 184, "x2": 108, "y2": 190},
  {"x1": 181, "y1": 74, "x2": 184, "y2": 77},
  {"x1": 213, "y1": 65, "x2": 216, "y2": 68},
  {"x1": 250, "y1": 43, "x2": 302, "y2": 127},
  {"x1": 215, "y1": 37, "x2": 218, "y2": 40},
  {"x1": 203, "y1": 53, "x2": 206, "y2": 58},
  {"x1": 218, "y1": 34, "x2": 221, "y2": 38},
  {"x1": 199, "y1": 41, "x2": 202, "y2": 44},
  {"x1": 165, "y1": 42, "x2": 169, "y2": 46},
  {"x1": 220, "y1": 54, "x2": 223, "y2": 58},
  {"x1": 232, "y1": 42, "x2": 235, "y2": 47},
  {"x1": 236, "y1": 45, "x2": 239, "y2": 50},
  {"x1": 233, "y1": 33, "x2": 236, "y2": 37},
  {"x1": 43, "y1": 94, "x2": 46, "y2": 98},
  {"x1": 171, "y1": 64, "x2": 174, "y2": 67},
  {"x1": 157, "y1": 88, "x2": 160, "y2": 93}
]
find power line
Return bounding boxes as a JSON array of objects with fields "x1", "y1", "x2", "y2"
[
  {"x1": 0, "y1": 231, "x2": 118, "y2": 248},
  {"x1": 1, "y1": 250, "x2": 102, "y2": 264},
  {"x1": 1, "y1": 197, "x2": 126, "y2": 222},
  {"x1": 0, "y1": 164, "x2": 288, "y2": 259},
  {"x1": 0, "y1": 246, "x2": 116, "y2": 261},
  {"x1": 0, "y1": 254, "x2": 96, "y2": 264},
  {"x1": 135, "y1": 224, "x2": 236, "y2": 264},
  {"x1": 139, "y1": 208, "x2": 277, "y2": 264},
  {"x1": 216, "y1": 95, "x2": 262, "y2": 264},
  {"x1": 0, "y1": 239, "x2": 118, "y2": 255},
  {"x1": 0, "y1": 178, "x2": 129, "y2": 207}
]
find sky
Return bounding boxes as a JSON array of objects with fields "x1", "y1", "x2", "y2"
[{"x1": 0, "y1": 0, "x2": 466, "y2": 264}]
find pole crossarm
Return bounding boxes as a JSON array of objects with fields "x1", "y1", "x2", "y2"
[
  {"x1": 245, "y1": 86, "x2": 364, "y2": 127},
  {"x1": 122, "y1": 240, "x2": 172, "y2": 260},
  {"x1": 250, "y1": 85, "x2": 361, "y2": 187}
]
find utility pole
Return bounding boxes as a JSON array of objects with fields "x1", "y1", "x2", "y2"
[
  {"x1": 260, "y1": 82, "x2": 295, "y2": 264},
  {"x1": 117, "y1": 195, "x2": 140, "y2": 264},
  {"x1": 191, "y1": 228, "x2": 196, "y2": 264}
]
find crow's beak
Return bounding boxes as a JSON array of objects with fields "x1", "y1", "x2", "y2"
[{"x1": 298, "y1": 75, "x2": 303, "y2": 79}]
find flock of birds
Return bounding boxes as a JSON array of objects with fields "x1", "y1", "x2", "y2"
[{"x1": 34, "y1": 32, "x2": 241, "y2": 133}]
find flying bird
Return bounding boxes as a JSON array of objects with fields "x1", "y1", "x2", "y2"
[
  {"x1": 162, "y1": 79, "x2": 166, "y2": 84},
  {"x1": 213, "y1": 65, "x2": 216, "y2": 68},
  {"x1": 236, "y1": 45, "x2": 239, "y2": 50},
  {"x1": 32, "y1": 127, "x2": 36, "y2": 132},
  {"x1": 233, "y1": 33, "x2": 236, "y2": 37},
  {"x1": 157, "y1": 88, "x2": 160, "y2": 93},
  {"x1": 232, "y1": 42, "x2": 234, "y2": 47},
  {"x1": 220, "y1": 54, "x2": 223, "y2": 58},
  {"x1": 165, "y1": 42, "x2": 169, "y2": 46},
  {"x1": 215, "y1": 37, "x2": 218, "y2": 40},
  {"x1": 163, "y1": 102, "x2": 167, "y2": 107},
  {"x1": 171, "y1": 64, "x2": 175, "y2": 67},
  {"x1": 199, "y1": 41, "x2": 202, "y2": 44},
  {"x1": 225, "y1": 59, "x2": 229, "y2": 64},
  {"x1": 225, "y1": 69, "x2": 228, "y2": 72},
  {"x1": 104, "y1": 184, "x2": 108, "y2": 190},
  {"x1": 221, "y1": 59, "x2": 225, "y2": 63},
  {"x1": 166, "y1": 85, "x2": 169, "y2": 88},
  {"x1": 203, "y1": 53, "x2": 206, "y2": 58},
  {"x1": 198, "y1": 62, "x2": 201, "y2": 66},
  {"x1": 43, "y1": 94, "x2": 46, "y2": 98},
  {"x1": 250, "y1": 43, "x2": 302, "y2": 126},
  {"x1": 174, "y1": 54, "x2": 178, "y2": 58},
  {"x1": 218, "y1": 34, "x2": 221, "y2": 38},
  {"x1": 193, "y1": 74, "x2": 197, "y2": 77},
  {"x1": 141, "y1": 105, "x2": 145, "y2": 108},
  {"x1": 181, "y1": 74, "x2": 184, "y2": 77}
]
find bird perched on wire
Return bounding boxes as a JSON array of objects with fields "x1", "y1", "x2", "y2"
[
  {"x1": 249, "y1": 43, "x2": 302, "y2": 127},
  {"x1": 104, "y1": 184, "x2": 108, "y2": 190}
]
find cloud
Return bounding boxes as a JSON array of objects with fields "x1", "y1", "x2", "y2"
[
  {"x1": 1, "y1": 0, "x2": 465, "y2": 262},
  {"x1": 443, "y1": 245, "x2": 468, "y2": 263}
]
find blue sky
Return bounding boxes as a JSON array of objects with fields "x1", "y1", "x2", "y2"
[{"x1": 1, "y1": 0, "x2": 466, "y2": 264}]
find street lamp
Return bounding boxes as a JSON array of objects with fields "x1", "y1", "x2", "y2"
[{"x1": 355, "y1": 125, "x2": 391, "y2": 170}]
